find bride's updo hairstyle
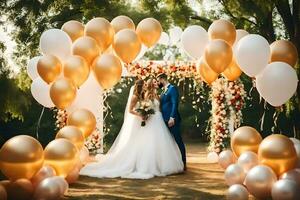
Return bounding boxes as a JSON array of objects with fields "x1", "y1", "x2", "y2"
[
  {"x1": 134, "y1": 79, "x2": 144, "y2": 100},
  {"x1": 145, "y1": 78, "x2": 157, "y2": 101}
]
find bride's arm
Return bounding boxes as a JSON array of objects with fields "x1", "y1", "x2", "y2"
[{"x1": 129, "y1": 95, "x2": 142, "y2": 118}]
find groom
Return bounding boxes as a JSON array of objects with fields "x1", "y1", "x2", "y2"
[{"x1": 157, "y1": 73, "x2": 186, "y2": 170}]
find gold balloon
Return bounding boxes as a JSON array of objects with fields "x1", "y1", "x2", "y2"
[
  {"x1": 6, "y1": 179, "x2": 34, "y2": 200},
  {"x1": 72, "y1": 36, "x2": 101, "y2": 65},
  {"x1": 56, "y1": 126, "x2": 85, "y2": 150},
  {"x1": 44, "y1": 138, "x2": 78, "y2": 177},
  {"x1": 0, "y1": 135, "x2": 44, "y2": 181},
  {"x1": 258, "y1": 134, "x2": 297, "y2": 176},
  {"x1": 223, "y1": 59, "x2": 242, "y2": 81},
  {"x1": 92, "y1": 54, "x2": 122, "y2": 89},
  {"x1": 208, "y1": 19, "x2": 236, "y2": 46},
  {"x1": 270, "y1": 40, "x2": 298, "y2": 67},
  {"x1": 204, "y1": 39, "x2": 233, "y2": 73},
  {"x1": 113, "y1": 29, "x2": 141, "y2": 63},
  {"x1": 50, "y1": 78, "x2": 77, "y2": 109},
  {"x1": 231, "y1": 126, "x2": 262, "y2": 157},
  {"x1": 61, "y1": 20, "x2": 84, "y2": 42},
  {"x1": 136, "y1": 18, "x2": 162, "y2": 47},
  {"x1": 37, "y1": 55, "x2": 62, "y2": 84},
  {"x1": 67, "y1": 109, "x2": 96, "y2": 138},
  {"x1": 84, "y1": 17, "x2": 115, "y2": 50},
  {"x1": 111, "y1": 15, "x2": 135, "y2": 33},
  {"x1": 63, "y1": 55, "x2": 90, "y2": 87},
  {"x1": 197, "y1": 58, "x2": 219, "y2": 85}
]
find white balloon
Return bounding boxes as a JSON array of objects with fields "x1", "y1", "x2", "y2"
[
  {"x1": 256, "y1": 62, "x2": 298, "y2": 106},
  {"x1": 31, "y1": 77, "x2": 54, "y2": 108},
  {"x1": 207, "y1": 151, "x2": 219, "y2": 163},
  {"x1": 158, "y1": 32, "x2": 169, "y2": 46},
  {"x1": 233, "y1": 29, "x2": 249, "y2": 55},
  {"x1": 40, "y1": 29, "x2": 72, "y2": 62},
  {"x1": 27, "y1": 56, "x2": 41, "y2": 80},
  {"x1": 169, "y1": 26, "x2": 182, "y2": 45},
  {"x1": 181, "y1": 25, "x2": 209, "y2": 59},
  {"x1": 134, "y1": 44, "x2": 148, "y2": 61},
  {"x1": 67, "y1": 73, "x2": 103, "y2": 117},
  {"x1": 236, "y1": 34, "x2": 270, "y2": 77}
]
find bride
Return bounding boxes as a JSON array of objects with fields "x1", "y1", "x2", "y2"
[{"x1": 80, "y1": 79, "x2": 184, "y2": 179}]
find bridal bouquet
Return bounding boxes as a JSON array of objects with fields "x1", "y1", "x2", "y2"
[{"x1": 136, "y1": 101, "x2": 155, "y2": 126}]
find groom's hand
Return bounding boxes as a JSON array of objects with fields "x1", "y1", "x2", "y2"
[{"x1": 168, "y1": 118, "x2": 175, "y2": 127}]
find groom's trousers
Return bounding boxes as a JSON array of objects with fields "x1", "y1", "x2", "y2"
[{"x1": 169, "y1": 122, "x2": 186, "y2": 166}]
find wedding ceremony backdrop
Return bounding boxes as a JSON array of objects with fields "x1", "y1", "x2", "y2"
[{"x1": 0, "y1": 0, "x2": 300, "y2": 199}]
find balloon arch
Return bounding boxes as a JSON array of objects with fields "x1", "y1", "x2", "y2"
[{"x1": 0, "y1": 15, "x2": 298, "y2": 199}]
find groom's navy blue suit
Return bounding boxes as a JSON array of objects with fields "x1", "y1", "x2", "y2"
[{"x1": 160, "y1": 84, "x2": 186, "y2": 166}]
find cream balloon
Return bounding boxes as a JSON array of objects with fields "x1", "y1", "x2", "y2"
[
  {"x1": 31, "y1": 165, "x2": 56, "y2": 188},
  {"x1": 40, "y1": 29, "x2": 72, "y2": 62},
  {"x1": 31, "y1": 77, "x2": 54, "y2": 108},
  {"x1": 207, "y1": 152, "x2": 218, "y2": 163},
  {"x1": 233, "y1": 29, "x2": 249, "y2": 53},
  {"x1": 227, "y1": 184, "x2": 249, "y2": 200},
  {"x1": 235, "y1": 34, "x2": 270, "y2": 77},
  {"x1": 169, "y1": 26, "x2": 182, "y2": 45},
  {"x1": 34, "y1": 177, "x2": 62, "y2": 200},
  {"x1": 290, "y1": 138, "x2": 300, "y2": 167},
  {"x1": 181, "y1": 25, "x2": 209, "y2": 59},
  {"x1": 280, "y1": 169, "x2": 300, "y2": 186},
  {"x1": 158, "y1": 32, "x2": 169, "y2": 45},
  {"x1": 245, "y1": 165, "x2": 277, "y2": 199},
  {"x1": 27, "y1": 56, "x2": 41, "y2": 80},
  {"x1": 61, "y1": 20, "x2": 84, "y2": 42},
  {"x1": 6, "y1": 179, "x2": 34, "y2": 200},
  {"x1": 218, "y1": 150, "x2": 236, "y2": 169},
  {"x1": 272, "y1": 179, "x2": 300, "y2": 200},
  {"x1": 256, "y1": 62, "x2": 298, "y2": 107},
  {"x1": 237, "y1": 151, "x2": 259, "y2": 173},
  {"x1": 134, "y1": 44, "x2": 148, "y2": 61},
  {"x1": 79, "y1": 146, "x2": 90, "y2": 165},
  {"x1": 224, "y1": 164, "x2": 246, "y2": 186}
]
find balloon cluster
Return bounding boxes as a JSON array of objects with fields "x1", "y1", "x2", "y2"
[
  {"x1": 28, "y1": 16, "x2": 162, "y2": 109},
  {"x1": 0, "y1": 127, "x2": 91, "y2": 199},
  {"x1": 180, "y1": 19, "x2": 298, "y2": 107},
  {"x1": 214, "y1": 126, "x2": 300, "y2": 200}
]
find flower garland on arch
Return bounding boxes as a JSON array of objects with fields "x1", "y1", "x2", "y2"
[{"x1": 208, "y1": 77, "x2": 247, "y2": 153}]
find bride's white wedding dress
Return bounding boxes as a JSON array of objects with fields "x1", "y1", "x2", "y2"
[{"x1": 79, "y1": 87, "x2": 184, "y2": 179}]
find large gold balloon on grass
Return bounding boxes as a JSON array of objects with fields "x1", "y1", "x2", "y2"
[
  {"x1": 258, "y1": 134, "x2": 297, "y2": 176},
  {"x1": 61, "y1": 20, "x2": 84, "y2": 42},
  {"x1": 50, "y1": 78, "x2": 77, "y2": 109},
  {"x1": 113, "y1": 29, "x2": 141, "y2": 63},
  {"x1": 85, "y1": 17, "x2": 115, "y2": 50},
  {"x1": 72, "y1": 36, "x2": 101, "y2": 65},
  {"x1": 223, "y1": 59, "x2": 242, "y2": 81},
  {"x1": 37, "y1": 55, "x2": 62, "y2": 84},
  {"x1": 197, "y1": 58, "x2": 219, "y2": 85},
  {"x1": 111, "y1": 15, "x2": 135, "y2": 33},
  {"x1": 136, "y1": 18, "x2": 162, "y2": 48},
  {"x1": 63, "y1": 55, "x2": 90, "y2": 87},
  {"x1": 0, "y1": 135, "x2": 44, "y2": 180},
  {"x1": 44, "y1": 138, "x2": 78, "y2": 177},
  {"x1": 56, "y1": 126, "x2": 85, "y2": 150},
  {"x1": 67, "y1": 109, "x2": 96, "y2": 138},
  {"x1": 92, "y1": 54, "x2": 122, "y2": 89},
  {"x1": 231, "y1": 126, "x2": 262, "y2": 157},
  {"x1": 204, "y1": 39, "x2": 233, "y2": 73},
  {"x1": 270, "y1": 40, "x2": 298, "y2": 67},
  {"x1": 208, "y1": 19, "x2": 236, "y2": 46}
]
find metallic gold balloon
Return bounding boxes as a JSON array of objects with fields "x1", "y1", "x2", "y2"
[
  {"x1": 63, "y1": 55, "x2": 90, "y2": 87},
  {"x1": 67, "y1": 109, "x2": 96, "y2": 138},
  {"x1": 44, "y1": 139, "x2": 78, "y2": 177},
  {"x1": 204, "y1": 39, "x2": 233, "y2": 73},
  {"x1": 223, "y1": 59, "x2": 242, "y2": 81},
  {"x1": 61, "y1": 20, "x2": 84, "y2": 42},
  {"x1": 50, "y1": 78, "x2": 77, "y2": 109},
  {"x1": 258, "y1": 134, "x2": 297, "y2": 176},
  {"x1": 136, "y1": 18, "x2": 162, "y2": 47},
  {"x1": 231, "y1": 126, "x2": 262, "y2": 157},
  {"x1": 84, "y1": 17, "x2": 115, "y2": 50},
  {"x1": 92, "y1": 54, "x2": 122, "y2": 89},
  {"x1": 31, "y1": 165, "x2": 56, "y2": 188},
  {"x1": 197, "y1": 58, "x2": 219, "y2": 85},
  {"x1": 65, "y1": 166, "x2": 80, "y2": 184},
  {"x1": 0, "y1": 184, "x2": 7, "y2": 200},
  {"x1": 72, "y1": 36, "x2": 101, "y2": 65},
  {"x1": 208, "y1": 19, "x2": 236, "y2": 46},
  {"x1": 6, "y1": 179, "x2": 34, "y2": 200},
  {"x1": 56, "y1": 126, "x2": 85, "y2": 150},
  {"x1": 0, "y1": 135, "x2": 44, "y2": 181},
  {"x1": 270, "y1": 40, "x2": 298, "y2": 67},
  {"x1": 111, "y1": 15, "x2": 135, "y2": 33},
  {"x1": 113, "y1": 29, "x2": 141, "y2": 63},
  {"x1": 37, "y1": 55, "x2": 62, "y2": 84}
]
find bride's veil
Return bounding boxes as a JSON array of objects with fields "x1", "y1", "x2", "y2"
[{"x1": 106, "y1": 86, "x2": 136, "y2": 155}]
